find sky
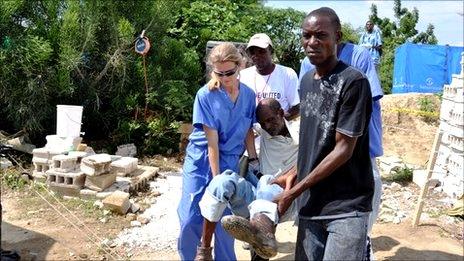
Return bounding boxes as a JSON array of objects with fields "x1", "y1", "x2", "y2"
[{"x1": 265, "y1": 1, "x2": 464, "y2": 46}]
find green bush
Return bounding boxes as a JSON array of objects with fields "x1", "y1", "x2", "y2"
[
  {"x1": 417, "y1": 96, "x2": 439, "y2": 123},
  {"x1": 385, "y1": 165, "x2": 413, "y2": 183}
]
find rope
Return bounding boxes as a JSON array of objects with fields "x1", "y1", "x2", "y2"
[
  {"x1": 32, "y1": 186, "x2": 123, "y2": 260},
  {"x1": 8, "y1": 157, "x2": 124, "y2": 260},
  {"x1": 143, "y1": 55, "x2": 149, "y2": 119},
  {"x1": 384, "y1": 108, "x2": 439, "y2": 118}
]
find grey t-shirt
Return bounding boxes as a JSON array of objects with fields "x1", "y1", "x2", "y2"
[{"x1": 297, "y1": 61, "x2": 374, "y2": 218}]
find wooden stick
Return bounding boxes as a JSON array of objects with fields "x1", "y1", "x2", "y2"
[{"x1": 412, "y1": 129, "x2": 443, "y2": 227}]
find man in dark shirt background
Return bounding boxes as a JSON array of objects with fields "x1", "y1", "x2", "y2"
[{"x1": 274, "y1": 7, "x2": 374, "y2": 260}]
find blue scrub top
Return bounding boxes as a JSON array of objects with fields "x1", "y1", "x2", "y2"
[
  {"x1": 299, "y1": 43, "x2": 384, "y2": 157},
  {"x1": 188, "y1": 82, "x2": 256, "y2": 158}
]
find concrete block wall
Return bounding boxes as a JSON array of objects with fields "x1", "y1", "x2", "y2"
[{"x1": 433, "y1": 52, "x2": 464, "y2": 198}]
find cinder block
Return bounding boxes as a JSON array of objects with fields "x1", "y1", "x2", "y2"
[
  {"x1": 102, "y1": 190, "x2": 130, "y2": 214},
  {"x1": 81, "y1": 154, "x2": 112, "y2": 176},
  {"x1": 111, "y1": 157, "x2": 138, "y2": 176},
  {"x1": 46, "y1": 169, "x2": 86, "y2": 188},
  {"x1": 33, "y1": 162, "x2": 51, "y2": 173},
  {"x1": 32, "y1": 171, "x2": 47, "y2": 183},
  {"x1": 49, "y1": 183, "x2": 81, "y2": 197},
  {"x1": 68, "y1": 151, "x2": 90, "y2": 164},
  {"x1": 448, "y1": 154, "x2": 464, "y2": 176},
  {"x1": 32, "y1": 157, "x2": 49, "y2": 164},
  {"x1": 85, "y1": 172, "x2": 117, "y2": 192},
  {"x1": 95, "y1": 177, "x2": 131, "y2": 199},
  {"x1": 32, "y1": 148, "x2": 49, "y2": 159},
  {"x1": 449, "y1": 135, "x2": 464, "y2": 152},
  {"x1": 52, "y1": 154, "x2": 78, "y2": 172},
  {"x1": 128, "y1": 166, "x2": 159, "y2": 192}
]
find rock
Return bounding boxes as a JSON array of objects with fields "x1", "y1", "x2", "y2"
[
  {"x1": 390, "y1": 182, "x2": 402, "y2": 191},
  {"x1": 403, "y1": 191, "x2": 413, "y2": 200},
  {"x1": 379, "y1": 213, "x2": 395, "y2": 223},
  {"x1": 93, "y1": 200, "x2": 104, "y2": 209},
  {"x1": 0, "y1": 158, "x2": 13, "y2": 169},
  {"x1": 130, "y1": 203, "x2": 140, "y2": 213},
  {"x1": 63, "y1": 196, "x2": 79, "y2": 200},
  {"x1": 99, "y1": 217, "x2": 108, "y2": 223},
  {"x1": 101, "y1": 239, "x2": 116, "y2": 248},
  {"x1": 102, "y1": 190, "x2": 130, "y2": 215},
  {"x1": 115, "y1": 144, "x2": 137, "y2": 157},
  {"x1": 393, "y1": 216, "x2": 401, "y2": 224},
  {"x1": 80, "y1": 189, "x2": 98, "y2": 200},
  {"x1": 79, "y1": 253, "x2": 88, "y2": 259},
  {"x1": 130, "y1": 220, "x2": 141, "y2": 227},
  {"x1": 126, "y1": 213, "x2": 137, "y2": 221},
  {"x1": 103, "y1": 210, "x2": 111, "y2": 216},
  {"x1": 29, "y1": 252, "x2": 38, "y2": 261},
  {"x1": 21, "y1": 173, "x2": 30, "y2": 182},
  {"x1": 137, "y1": 216, "x2": 149, "y2": 225}
]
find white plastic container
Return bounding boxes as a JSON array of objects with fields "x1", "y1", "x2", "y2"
[{"x1": 56, "y1": 105, "x2": 83, "y2": 138}]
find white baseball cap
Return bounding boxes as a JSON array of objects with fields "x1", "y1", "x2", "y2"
[{"x1": 246, "y1": 33, "x2": 273, "y2": 50}]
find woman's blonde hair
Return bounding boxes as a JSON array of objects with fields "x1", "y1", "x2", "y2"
[{"x1": 206, "y1": 42, "x2": 242, "y2": 90}]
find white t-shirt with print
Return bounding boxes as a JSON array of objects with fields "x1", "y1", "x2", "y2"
[{"x1": 240, "y1": 64, "x2": 300, "y2": 112}]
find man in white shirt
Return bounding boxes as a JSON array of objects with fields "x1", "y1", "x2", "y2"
[
  {"x1": 198, "y1": 98, "x2": 299, "y2": 259},
  {"x1": 240, "y1": 33, "x2": 300, "y2": 120}
]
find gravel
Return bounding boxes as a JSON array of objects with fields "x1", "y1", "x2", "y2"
[{"x1": 114, "y1": 171, "x2": 182, "y2": 253}]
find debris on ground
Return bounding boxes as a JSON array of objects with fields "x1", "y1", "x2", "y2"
[{"x1": 113, "y1": 172, "x2": 181, "y2": 253}]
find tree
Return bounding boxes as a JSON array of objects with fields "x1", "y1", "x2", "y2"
[
  {"x1": 0, "y1": 0, "x2": 308, "y2": 154},
  {"x1": 0, "y1": 0, "x2": 201, "y2": 153},
  {"x1": 369, "y1": 0, "x2": 438, "y2": 94},
  {"x1": 413, "y1": 24, "x2": 438, "y2": 44},
  {"x1": 171, "y1": 1, "x2": 305, "y2": 72}
]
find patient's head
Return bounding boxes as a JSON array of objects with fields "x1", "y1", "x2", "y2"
[{"x1": 256, "y1": 98, "x2": 286, "y2": 136}]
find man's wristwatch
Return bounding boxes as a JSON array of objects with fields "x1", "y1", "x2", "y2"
[{"x1": 248, "y1": 157, "x2": 258, "y2": 162}]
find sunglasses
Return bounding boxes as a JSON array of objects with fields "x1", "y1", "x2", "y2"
[{"x1": 213, "y1": 66, "x2": 238, "y2": 77}]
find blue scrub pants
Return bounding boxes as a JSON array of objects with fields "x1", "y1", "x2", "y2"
[{"x1": 177, "y1": 144, "x2": 237, "y2": 261}]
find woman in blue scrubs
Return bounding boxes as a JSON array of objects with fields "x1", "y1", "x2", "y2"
[{"x1": 177, "y1": 42, "x2": 257, "y2": 261}]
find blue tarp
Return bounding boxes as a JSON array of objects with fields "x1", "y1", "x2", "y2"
[{"x1": 392, "y1": 43, "x2": 463, "y2": 93}]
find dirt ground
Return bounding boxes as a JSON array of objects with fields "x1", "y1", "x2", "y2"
[
  {"x1": 380, "y1": 93, "x2": 441, "y2": 166},
  {"x1": 2, "y1": 93, "x2": 463, "y2": 260}
]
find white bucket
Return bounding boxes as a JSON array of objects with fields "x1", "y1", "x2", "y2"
[{"x1": 56, "y1": 105, "x2": 83, "y2": 138}]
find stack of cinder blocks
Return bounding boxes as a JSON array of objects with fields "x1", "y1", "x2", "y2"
[
  {"x1": 81, "y1": 154, "x2": 116, "y2": 192},
  {"x1": 46, "y1": 154, "x2": 86, "y2": 197},
  {"x1": 32, "y1": 148, "x2": 64, "y2": 183},
  {"x1": 434, "y1": 52, "x2": 464, "y2": 198}
]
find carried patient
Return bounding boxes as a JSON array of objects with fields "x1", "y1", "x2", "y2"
[{"x1": 198, "y1": 98, "x2": 299, "y2": 259}]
